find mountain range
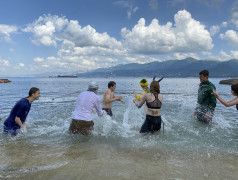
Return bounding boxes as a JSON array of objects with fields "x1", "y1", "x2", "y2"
[{"x1": 76, "y1": 57, "x2": 238, "y2": 78}]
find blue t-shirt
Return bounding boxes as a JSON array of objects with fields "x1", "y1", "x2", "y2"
[{"x1": 4, "y1": 98, "x2": 31, "y2": 130}]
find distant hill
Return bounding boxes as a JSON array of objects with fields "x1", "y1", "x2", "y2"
[{"x1": 76, "y1": 57, "x2": 238, "y2": 78}]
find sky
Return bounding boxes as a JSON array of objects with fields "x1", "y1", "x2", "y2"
[{"x1": 0, "y1": 0, "x2": 238, "y2": 76}]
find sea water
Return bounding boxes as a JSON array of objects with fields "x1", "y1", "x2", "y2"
[{"x1": 0, "y1": 77, "x2": 237, "y2": 180}]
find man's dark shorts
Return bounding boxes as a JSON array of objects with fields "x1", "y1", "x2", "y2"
[
  {"x1": 69, "y1": 119, "x2": 94, "y2": 135},
  {"x1": 102, "y1": 108, "x2": 113, "y2": 117},
  {"x1": 197, "y1": 107, "x2": 214, "y2": 123}
]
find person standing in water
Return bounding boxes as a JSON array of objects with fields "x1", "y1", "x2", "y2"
[
  {"x1": 3, "y1": 87, "x2": 41, "y2": 136},
  {"x1": 194, "y1": 70, "x2": 216, "y2": 123},
  {"x1": 133, "y1": 77, "x2": 163, "y2": 134},
  {"x1": 213, "y1": 84, "x2": 238, "y2": 110},
  {"x1": 133, "y1": 79, "x2": 150, "y2": 102},
  {"x1": 102, "y1": 81, "x2": 125, "y2": 116},
  {"x1": 69, "y1": 82, "x2": 104, "y2": 135}
]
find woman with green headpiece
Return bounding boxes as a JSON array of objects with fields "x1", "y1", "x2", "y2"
[{"x1": 133, "y1": 79, "x2": 150, "y2": 102}]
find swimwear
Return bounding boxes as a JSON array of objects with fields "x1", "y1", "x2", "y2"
[
  {"x1": 3, "y1": 126, "x2": 18, "y2": 136},
  {"x1": 102, "y1": 108, "x2": 113, "y2": 117},
  {"x1": 196, "y1": 106, "x2": 214, "y2": 123},
  {"x1": 140, "y1": 115, "x2": 162, "y2": 134},
  {"x1": 69, "y1": 119, "x2": 94, "y2": 135},
  {"x1": 236, "y1": 104, "x2": 238, "y2": 110},
  {"x1": 146, "y1": 93, "x2": 162, "y2": 109}
]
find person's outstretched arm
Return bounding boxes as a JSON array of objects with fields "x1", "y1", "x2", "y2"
[
  {"x1": 213, "y1": 90, "x2": 238, "y2": 107},
  {"x1": 134, "y1": 95, "x2": 146, "y2": 108}
]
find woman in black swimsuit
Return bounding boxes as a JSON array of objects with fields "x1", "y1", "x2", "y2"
[{"x1": 133, "y1": 79, "x2": 163, "y2": 134}]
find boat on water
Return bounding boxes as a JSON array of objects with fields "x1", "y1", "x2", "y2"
[
  {"x1": 58, "y1": 75, "x2": 77, "y2": 78},
  {"x1": 0, "y1": 79, "x2": 11, "y2": 83},
  {"x1": 49, "y1": 75, "x2": 77, "y2": 78}
]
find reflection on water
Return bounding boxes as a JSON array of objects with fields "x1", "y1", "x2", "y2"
[{"x1": 0, "y1": 77, "x2": 238, "y2": 179}]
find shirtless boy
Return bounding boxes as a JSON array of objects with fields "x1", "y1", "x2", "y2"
[{"x1": 102, "y1": 81, "x2": 125, "y2": 116}]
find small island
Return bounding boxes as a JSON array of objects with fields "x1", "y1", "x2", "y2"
[
  {"x1": 219, "y1": 78, "x2": 238, "y2": 85},
  {"x1": 0, "y1": 79, "x2": 11, "y2": 83}
]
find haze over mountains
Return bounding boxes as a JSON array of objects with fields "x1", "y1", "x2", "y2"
[
  {"x1": 2, "y1": 57, "x2": 237, "y2": 78},
  {"x1": 76, "y1": 57, "x2": 238, "y2": 78}
]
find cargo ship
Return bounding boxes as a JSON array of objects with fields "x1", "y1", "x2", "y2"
[{"x1": 49, "y1": 75, "x2": 77, "y2": 78}]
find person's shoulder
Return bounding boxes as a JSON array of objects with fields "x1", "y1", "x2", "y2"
[
  {"x1": 144, "y1": 92, "x2": 152, "y2": 97},
  {"x1": 18, "y1": 98, "x2": 30, "y2": 107},
  {"x1": 78, "y1": 91, "x2": 87, "y2": 96},
  {"x1": 19, "y1": 98, "x2": 28, "y2": 104},
  {"x1": 105, "y1": 89, "x2": 111, "y2": 94},
  {"x1": 208, "y1": 81, "x2": 216, "y2": 88}
]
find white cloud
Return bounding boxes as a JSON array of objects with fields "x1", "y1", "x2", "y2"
[
  {"x1": 169, "y1": 0, "x2": 186, "y2": 6},
  {"x1": 230, "y1": 50, "x2": 238, "y2": 59},
  {"x1": 0, "y1": 57, "x2": 10, "y2": 66},
  {"x1": 149, "y1": 0, "x2": 158, "y2": 10},
  {"x1": 221, "y1": 21, "x2": 227, "y2": 28},
  {"x1": 25, "y1": 11, "x2": 216, "y2": 73},
  {"x1": 42, "y1": 64, "x2": 49, "y2": 68},
  {"x1": 0, "y1": 24, "x2": 18, "y2": 42},
  {"x1": 125, "y1": 55, "x2": 160, "y2": 63},
  {"x1": 210, "y1": 25, "x2": 220, "y2": 36},
  {"x1": 121, "y1": 10, "x2": 213, "y2": 54},
  {"x1": 19, "y1": 63, "x2": 25, "y2": 67},
  {"x1": 16, "y1": 11, "x2": 219, "y2": 74},
  {"x1": 219, "y1": 51, "x2": 232, "y2": 60},
  {"x1": 214, "y1": 50, "x2": 238, "y2": 61},
  {"x1": 195, "y1": 0, "x2": 225, "y2": 7},
  {"x1": 34, "y1": 57, "x2": 44, "y2": 62},
  {"x1": 174, "y1": 52, "x2": 200, "y2": 60},
  {"x1": 113, "y1": 1, "x2": 139, "y2": 19},
  {"x1": 22, "y1": 14, "x2": 68, "y2": 47},
  {"x1": 62, "y1": 20, "x2": 123, "y2": 49},
  {"x1": 22, "y1": 14, "x2": 127, "y2": 72},
  {"x1": 127, "y1": 6, "x2": 139, "y2": 19},
  {"x1": 220, "y1": 30, "x2": 238, "y2": 45}
]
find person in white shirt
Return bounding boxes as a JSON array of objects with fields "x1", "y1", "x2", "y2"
[{"x1": 69, "y1": 82, "x2": 104, "y2": 135}]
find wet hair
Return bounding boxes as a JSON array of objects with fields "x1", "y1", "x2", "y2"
[
  {"x1": 231, "y1": 84, "x2": 238, "y2": 96},
  {"x1": 108, "y1": 81, "x2": 116, "y2": 88},
  {"x1": 150, "y1": 81, "x2": 160, "y2": 94},
  {"x1": 199, "y1": 70, "x2": 209, "y2": 77},
  {"x1": 28, "y1": 87, "x2": 40, "y2": 97}
]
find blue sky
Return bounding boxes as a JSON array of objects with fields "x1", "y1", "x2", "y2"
[{"x1": 0, "y1": 0, "x2": 238, "y2": 76}]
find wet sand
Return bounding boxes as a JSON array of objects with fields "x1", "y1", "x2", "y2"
[{"x1": 1, "y1": 140, "x2": 238, "y2": 180}]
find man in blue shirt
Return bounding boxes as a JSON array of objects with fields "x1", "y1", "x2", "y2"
[{"x1": 3, "y1": 87, "x2": 40, "y2": 136}]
